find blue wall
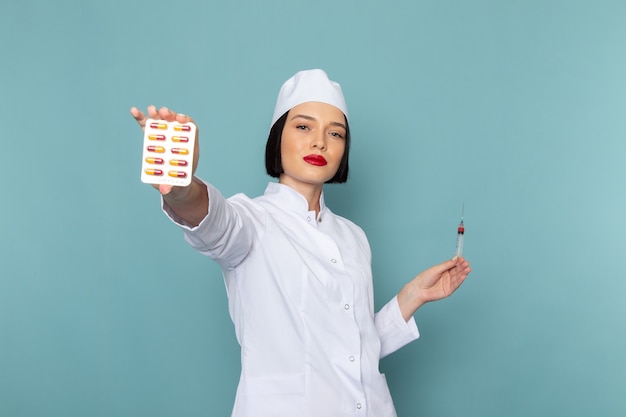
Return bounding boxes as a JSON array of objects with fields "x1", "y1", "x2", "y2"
[{"x1": 1, "y1": 1, "x2": 625, "y2": 416}]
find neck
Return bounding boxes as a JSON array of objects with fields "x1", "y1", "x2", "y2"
[{"x1": 278, "y1": 177, "x2": 323, "y2": 215}]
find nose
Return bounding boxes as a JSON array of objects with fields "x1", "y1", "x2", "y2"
[{"x1": 312, "y1": 131, "x2": 327, "y2": 151}]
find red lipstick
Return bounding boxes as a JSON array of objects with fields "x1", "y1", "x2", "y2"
[{"x1": 303, "y1": 154, "x2": 327, "y2": 166}]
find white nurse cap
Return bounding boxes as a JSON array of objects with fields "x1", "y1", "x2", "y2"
[{"x1": 271, "y1": 69, "x2": 348, "y2": 126}]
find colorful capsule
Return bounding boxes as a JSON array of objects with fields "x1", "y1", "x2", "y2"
[
  {"x1": 146, "y1": 145, "x2": 166, "y2": 153},
  {"x1": 171, "y1": 135, "x2": 189, "y2": 143},
  {"x1": 145, "y1": 168, "x2": 164, "y2": 176},
  {"x1": 168, "y1": 170, "x2": 187, "y2": 178},
  {"x1": 148, "y1": 134, "x2": 166, "y2": 141},
  {"x1": 171, "y1": 148, "x2": 189, "y2": 155},
  {"x1": 149, "y1": 122, "x2": 167, "y2": 129},
  {"x1": 169, "y1": 159, "x2": 188, "y2": 167},
  {"x1": 173, "y1": 125, "x2": 191, "y2": 132},
  {"x1": 145, "y1": 157, "x2": 164, "y2": 165}
]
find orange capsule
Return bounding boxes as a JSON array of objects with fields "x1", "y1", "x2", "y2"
[
  {"x1": 168, "y1": 170, "x2": 187, "y2": 178},
  {"x1": 149, "y1": 122, "x2": 167, "y2": 129},
  {"x1": 145, "y1": 157, "x2": 164, "y2": 165},
  {"x1": 146, "y1": 145, "x2": 165, "y2": 153},
  {"x1": 171, "y1": 148, "x2": 189, "y2": 155},
  {"x1": 169, "y1": 159, "x2": 188, "y2": 167},
  {"x1": 145, "y1": 168, "x2": 164, "y2": 176},
  {"x1": 173, "y1": 125, "x2": 191, "y2": 132},
  {"x1": 148, "y1": 134, "x2": 166, "y2": 141},
  {"x1": 171, "y1": 135, "x2": 189, "y2": 143}
]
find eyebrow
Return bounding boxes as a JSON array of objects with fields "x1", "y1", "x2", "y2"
[{"x1": 290, "y1": 114, "x2": 346, "y2": 130}]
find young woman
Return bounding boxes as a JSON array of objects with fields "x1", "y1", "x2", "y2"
[{"x1": 130, "y1": 69, "x2": 471, "y2": 417}]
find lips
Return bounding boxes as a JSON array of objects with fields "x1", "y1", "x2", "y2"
[{"x1": 303, "y1": 154, "x2": 328, "y2": 166}]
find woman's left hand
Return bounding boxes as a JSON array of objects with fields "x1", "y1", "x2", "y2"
[{"x1": 397, "y1": 257, "x2": 471, "y2": 321}]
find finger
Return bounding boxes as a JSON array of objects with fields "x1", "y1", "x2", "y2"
[
  {"x1": 450, "y1": 261, "x2": 470, "y2": 276},
  {"x1": 451, "y1": 256, "x2": 466, "y2": 265},
  {"x1": 176, "y1": 112, "x2": 195, "y2": 124},
  {"x1": 417, "y1": 260, "x2": 456, "y2": 288},
  {"x1": 157, "y1": 106, "x2": 179, "y2": 122},
  {"x1": 435, "y1": 258, "x2": 458, "y2": 274},
  {"x1": 451, "y1": 264, "x2": 471, "y2": 283},
  {"x1": 452, "y1": 257, "x2": 470, "y2": 269},
  {"x1": 451, "y1": 257, "x2": 466, "y2": 271},
  {"x1": 147, "y1": 105, "x2": 159, "y2": 119},
  {"x1": 159, "y1": 184, "x2": 173, "y2": 195},
  {"x1": 130, "y1": 106, "x2": 148, "y2": 129}
]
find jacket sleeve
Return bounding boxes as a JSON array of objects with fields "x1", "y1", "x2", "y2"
[
  {"x1": 161, "y1": 178, "x2": 254, "y2": 270},
  {"x1": 375, "y1": 296, "x2": 420, "y2": 358}
]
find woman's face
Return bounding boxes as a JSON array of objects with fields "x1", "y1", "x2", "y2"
[{"x1": 279, "y1": 101, "x2": 346, "y2": 190}]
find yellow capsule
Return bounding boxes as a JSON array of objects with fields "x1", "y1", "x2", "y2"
[
  {"x1": 148, "y1": 134, "x2": 166, "y2": 141},
  {"x1": 169, "y1": 159, "x2": 188, "y2": 167},
  {"x1": 145, "y1": 157, "x2": 164, "y2": 165},
  {"x1": 173, "y1": 125, "x2": 191, "y2": 132},
  {"x1": 149, "y1": 122, "x2": 167, "y2": 130},
  {"x1": 147, "y1": 145, "x2": 166, "y2": 153},
  {"x1": 171, "y1": 148, "x2": 189, "y2": 155},
  {"x1": 145, "y1": 168, "x2": 163, "y2": 176},
  {"x1": 168, "y1": 170, "x2": 187, "y2": 178},
  {"x1": 171, "y1": 135, "x2": 189, "y2": 143}
]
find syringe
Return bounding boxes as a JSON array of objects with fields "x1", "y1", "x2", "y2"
[{"x1": 455, "y1": 204, "x2": 465, "y2": 258}]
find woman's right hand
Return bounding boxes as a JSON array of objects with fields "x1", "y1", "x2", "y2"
[
  {"x1": 130, "y1": 105, "x2": 200, "y2": 199},
  {"x1": 130, "y1": 105, "x2": 208, "y2": 226}
]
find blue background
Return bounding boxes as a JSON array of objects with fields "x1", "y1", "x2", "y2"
[{"x1": 1, "y1": 0, "x2": 625, "y2": 416}]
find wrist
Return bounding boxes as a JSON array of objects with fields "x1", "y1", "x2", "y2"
[
  {"x1": 162, "y1": 176, "x2": 201, "y2": 206},
  {"x1": 161, "y1": 177, "x2": 209, "y2": 228},
  {"x1": 397, "y1": 282, "x2": 426, "y2": 322}
]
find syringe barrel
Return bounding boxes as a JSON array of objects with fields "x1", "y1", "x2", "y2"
[{"x1": 455, "y1": 232, "x2": 464, "y2": 258}]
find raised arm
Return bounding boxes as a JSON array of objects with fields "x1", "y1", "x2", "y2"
[{"x1": 130, "y1": 105, "x2": 208, "y2": 227}]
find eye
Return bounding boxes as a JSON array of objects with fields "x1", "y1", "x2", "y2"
[
  {"x1": 330, "y1": 131, "x2": 344, "y2": 139},
  {"x1": 296, "y1": 124, "x2": 308, "y2": 130}
]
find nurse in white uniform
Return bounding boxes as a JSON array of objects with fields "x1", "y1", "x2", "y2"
[{"x1": 130, "y1": 69, "x2": 471, "y2": 417}]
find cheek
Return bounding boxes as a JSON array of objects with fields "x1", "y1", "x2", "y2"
[
  {"x1": 332, "y1": 143, "x2": 346, "y2": 161},
  {"x1": 280, "y1": 138, "x2": 299, "y2": 168},
  {"x1": 281, "y1": 135, "x2": 303, "y2": 157},
  {"x1": 280, "y1": 132, "x2": 290, "y2": 153},
  {"x1": 280, "y1": 140, "x2": 291, "y2": 162}
]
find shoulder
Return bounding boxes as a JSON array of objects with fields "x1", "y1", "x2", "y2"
[{"x1": 226, "y1": 192, "x2": 270, "y2": 217}]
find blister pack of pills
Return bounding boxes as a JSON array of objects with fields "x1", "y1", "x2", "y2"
[{"x1": 140, "y1": 119, "x2": 196, "y2": 187}]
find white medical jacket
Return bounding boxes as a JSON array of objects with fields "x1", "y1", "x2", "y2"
[{"x1": 163, "y1": 180, "x2": 420, "y2": 417}]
